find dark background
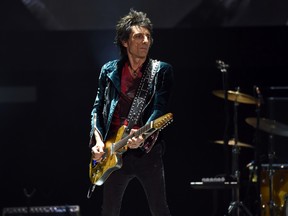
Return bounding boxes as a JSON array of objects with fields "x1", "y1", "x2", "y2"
[{"x1": 1, "y1": 1, "x2": 288, "y2": 216}]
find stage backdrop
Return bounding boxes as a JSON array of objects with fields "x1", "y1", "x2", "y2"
[{"x1": 1, "y1": 26, "x2": 288, "y2": 215}]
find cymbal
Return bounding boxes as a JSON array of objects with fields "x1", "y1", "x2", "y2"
[
  {"x1": 214, "y1": 139, "x2": 254, "y2": 148},
  {"x1": 245, "y1": 117, "x2": 288, "y2": 137},
  {"x1": 212, "y1": 90, "x2": 257, "y2": 105}
]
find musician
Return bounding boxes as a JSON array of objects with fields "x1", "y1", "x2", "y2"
[{"x1": 89, "y1": 8, "x2": 174, "y2": 216}]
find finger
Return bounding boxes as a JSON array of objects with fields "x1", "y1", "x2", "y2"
[{"x1": 98, "y1": 147, "x2": 104, "y2": 153}]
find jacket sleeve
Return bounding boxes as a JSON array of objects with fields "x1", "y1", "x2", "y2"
[
  {"x1": 142, "y1": 62, "x2": 174, "y2": 152},
  {"x1": 88, "y1": 67, "x2": 107, "y2": 148},
  {"x1": 147, "y1": 61, "x2": 174, "y2": 122}
]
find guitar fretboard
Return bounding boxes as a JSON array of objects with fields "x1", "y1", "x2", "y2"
[{"x1": 113, "y1": 122, "x2": 152, "y2": 151}]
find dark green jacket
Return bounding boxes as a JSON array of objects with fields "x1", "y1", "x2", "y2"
[{"x1": 89, "y1": 57, "x2": 174, "y2": 148}]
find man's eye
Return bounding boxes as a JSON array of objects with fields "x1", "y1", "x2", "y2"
[
  {"x1": 134, "y1": 34, "x2": 150, "y2": 41},
  {"x1": 135, "y1": 34, "x2": 143, "y2": 39}
]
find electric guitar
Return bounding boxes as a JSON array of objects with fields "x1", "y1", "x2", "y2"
[{"x1": 87, "y1": 112, "x2": 173, "y2": 195}]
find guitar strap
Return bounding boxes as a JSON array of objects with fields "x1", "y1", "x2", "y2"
[{"x1": 125, "y1": 59, "x2": 160, "y2": 133}]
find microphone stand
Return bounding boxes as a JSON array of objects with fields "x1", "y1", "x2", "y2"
[
  {"x1": 216, "y1": 60, "x2": 230, "y2": 179},
  {"x1": 216, "y1": 61, "x2": 252, "y2": 216}
]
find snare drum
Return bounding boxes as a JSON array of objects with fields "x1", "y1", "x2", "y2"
[{"x1": 260, "y1": 164, "x2": 288, "y2": 216}]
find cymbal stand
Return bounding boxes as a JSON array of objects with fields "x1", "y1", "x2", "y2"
[
  {"x1": 253, "y1": 86, "x2": 277, "y2": 215},
  {"x1": 267, "y1": 134, "x2": 276, "y2": 216},
  {"x1": 227, "y1": 87, "x2": 253, "y2": 216},
  {"x1": 252, "y1": 86, "x2": 262, "y2": 216}
]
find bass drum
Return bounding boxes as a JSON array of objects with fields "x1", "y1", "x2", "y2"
[{"x1": 260, "y1": 164, "x2": 288, "y2": 216}]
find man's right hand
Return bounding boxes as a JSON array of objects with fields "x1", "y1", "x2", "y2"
[{"x1": 91, "y1": 141, "x2": 105, "y2": 161}]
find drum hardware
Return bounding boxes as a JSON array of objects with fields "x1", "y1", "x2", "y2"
[
  {"x1": 213, "y1": 139, "x2": 254, "y2": 149},
  {"x1": 251, "y1": 164, "x2": 288, "y2": 216},
  {"x1": 284, "y1": 194, "x2": 288, "y2": 216},
  {"x1": 250, "y1": 85, "x2": 263, "y2": 216},
  {"x1": 246, "y1": 116, "x2": 288, "y2": 216},
  {"x1": 212, "y1": 90, "x2": 257, "y2": 105},
  {"x1": 213, "y1": 84, "x2": 253, "y2": 216},
  {"x1": 245, "y1": 118, "x2": 288, "y2": 138},
  {"x1": 228, "y1": 87, "x2": 253, "y2": 216},
  {"x1": 267, "y1": 135, "x2": 277, "y2": 216}
]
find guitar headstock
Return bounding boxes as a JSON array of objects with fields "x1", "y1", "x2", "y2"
[{"x1": 153, "y1": 113, "x2": 173, "y2": 130}]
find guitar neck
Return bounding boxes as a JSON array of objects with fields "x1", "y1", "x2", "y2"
[{"x1": 113, "y1": 122, "x2": 152, "y2": 152}]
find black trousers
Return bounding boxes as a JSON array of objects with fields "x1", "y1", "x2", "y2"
[{"x1": 100, "y1": 141, "x2": 171, "y2": 216}]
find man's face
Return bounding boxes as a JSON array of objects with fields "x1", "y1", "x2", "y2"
[{"x1": 123, "y1": 25, "x2": 151, "y2": 59}]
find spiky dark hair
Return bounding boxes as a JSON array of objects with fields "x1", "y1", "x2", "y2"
[{"x1": 114, "y1": 8, "x2": 153, "y2": 57}]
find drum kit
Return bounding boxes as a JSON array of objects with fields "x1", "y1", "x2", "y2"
[{"x1": 212, "y1": 88, "x2": 288, "y2": 216}]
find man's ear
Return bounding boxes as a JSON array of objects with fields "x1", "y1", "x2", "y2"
[{"x1": 122, "y1": 40, "x2": 128, "y2": 48}]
